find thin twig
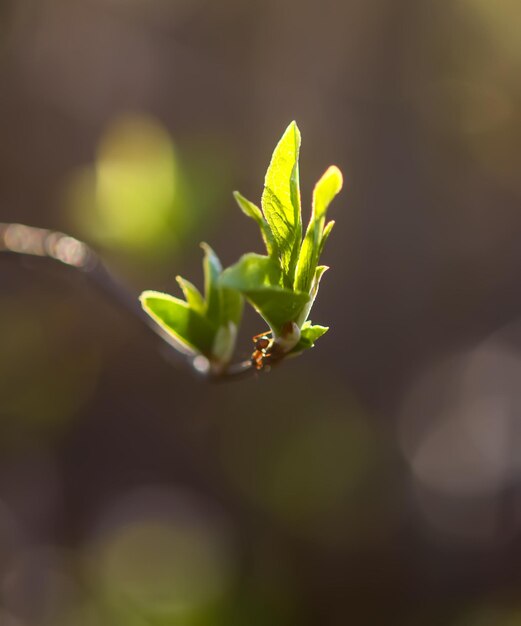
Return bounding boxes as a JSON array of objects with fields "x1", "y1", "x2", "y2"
[{"x1": 0, "y1": 222, "x2": 255, "y2": 381}]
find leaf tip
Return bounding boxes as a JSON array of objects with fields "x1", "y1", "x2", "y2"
[
  {"x1": 287, "y1": 120, "x2": 301, "y2": 140},
  {"x1": 277, "y1": 120, "x2": 301, "y2": 147},
  {"x1": 200, "y1": 241, "x2": 221, "y2": 266},
  {"x1": 139, "y1": 289, "x2": 158, "y2": 305},
  {"x1": 325, "y1": 165, "x2": 344, "y2": 192}
]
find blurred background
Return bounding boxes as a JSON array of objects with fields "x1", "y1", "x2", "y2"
[{"x1": 1, "y1": 0, "x2": 521, "y2": 624}]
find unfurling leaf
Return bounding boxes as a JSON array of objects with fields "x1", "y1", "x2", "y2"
[
  {"x1": 220, "y1": 253, "x2": 309, "y2": 335},
  {"x1": 240, "y1": 287, "x2": 309, "y2": 337},
  {"x1": 201, "y1": 242, "x2": 222, "y2": 324},
  {"x1": 291, "y1": 321, "x2": 329, "y2": 353},
  {"x1": 220, "y1": 286, "x2": 243, "y2": 327},
  {"x1": 295, "y1": 265, "x2": 328, "y2": 328},
  {"x1": 318, "y1": 220, "x2": 335, "y2": 258},
  {"x1": 175, "y1": 276, "x2": 205, "y2": 315},
  {"x1": 294, "y1": 166, "x2": 342, "y2": 293},
  {"x1": 261, "y1": 121, "x2": 302, "y2": 283},
  {"x1": 233, "y1": 191, "x2": 276, "y2": 257},
  {"x1": 140, "y1": 291, "x2": 216, "y2": 356},
  {"x1": 220, "y1": 253, "x2": 281, "y2": 290},
  {"x1": 313, "y1": 165, "x2": 343, "y2": 220}
]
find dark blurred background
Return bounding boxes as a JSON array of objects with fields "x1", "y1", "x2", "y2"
[{"x1": 2, "y1": 0, "x2": 521, "y2": 624}]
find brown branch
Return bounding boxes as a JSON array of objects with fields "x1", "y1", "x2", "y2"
[{"x1": 0, "y1": 222, "x2": 255, "y2": 382}]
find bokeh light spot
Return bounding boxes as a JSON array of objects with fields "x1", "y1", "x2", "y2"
[
  {"x1": 89, "y1": 487, "x2": 236, "y2": 620},
  {"x1": 67, "y1": 113, "x2": 188, "y2": 257}
]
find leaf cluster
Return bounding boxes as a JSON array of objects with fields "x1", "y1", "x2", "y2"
[{"x1": 140, "y1": 122, "x2": 343, "y2": 375}]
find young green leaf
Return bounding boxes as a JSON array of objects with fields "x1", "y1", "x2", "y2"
[
  {"x1": 294, "y1": 226, "x2": 318, "y2": 294},
  {"x1": 220, "y1": 253, "x2": 282, "y2": 290},
  {"x1": 291, "y1": 322, "x2": 329, "y2": 352},
  {"x1": 220, "y1": 253, "x2": 309, "y2": 335},
  {"x1": 233, "y1": 191, "x2": 276, "y2": 257},
  {"x1": 201, "y1": 242, "x2": 222, "y2": 325},
  {"x1": 261, "y1": 121, "x2": 302, "y2": 282},
  {"x1": 140, "y1": 291, "x2": 216, "y2": 356},
  {"x1": 141, "y1": 243, "x2": 244, "y2": 370},
  {"x1": 175, "y1": 276, "x2": 206, "y2": 315},
  {"x1": 295, "y1": 265, "x2": 328, "y2": 327},
  {"x1": 212, "y1": 322, "x2": 237, "y2": 366},
  {"x1": 294, "y1": 166, "x2": 342, "y2": 293},
  {"x1": 314, "y1": 166, "x2": 343, "y2": 221},
  {"x1": 242, "y1": 287, "x2": 309, "y2": 336},
  {"x1": 220, "y1": 286, "x2": 243, "y2": 327},
  {"x1": 318, "y1": 220, "x2": 335, "y2": 258}
]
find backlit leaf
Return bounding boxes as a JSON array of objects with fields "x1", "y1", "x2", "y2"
[
  {"x1": 140, "y1": 291, "x2": 216, "y2": 356},
  {"x1": 318, "y1": 220, "x2": 335, "y2": 258},
  {"x1": 220, "y1": 253, "x2": 281, "y2": 290},
  {"x1": 220, "y1": 287, "x2": 243, "y2": 327},
  {"x1": 243, "y1": 287, "x2": 309, "y2": 336},
  {"x1": 291, "y1": 321, "x2": 329, "y2": 353},
  {"x1": 261, "y1": 121, "x2": 302, "y2": 282},
  {"x1": 201, "y1": 242, "x2": 222, "y2": 324},
  {"x1": 294, "y1": 166, "x2": 342, "y2": 293},
  {"x1": 233, "y1": 191, "x2": 276, "y2": 257},
  {"x1": 295, "y1": 265, "x2": 328, "y2": 327},
  {"x1": 221, "y1": 253, "x2": 308, "y2": 335},
  {"x1": 314, "y1": 166, "x2": 343, "y2": 221},
  {"x1": 175, "y1": 276, "x2": 205, "y2": 315}
]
